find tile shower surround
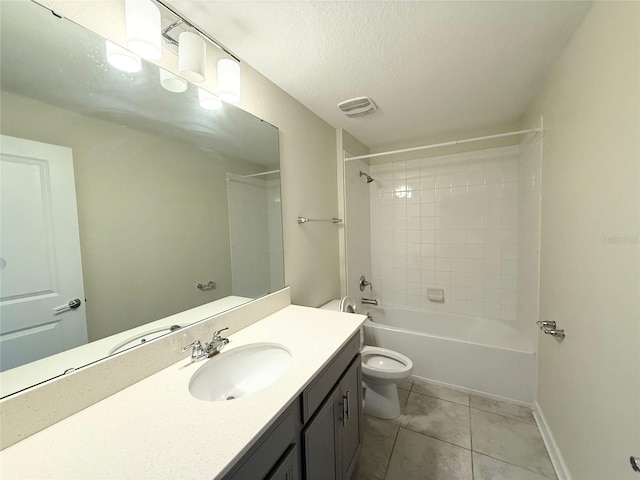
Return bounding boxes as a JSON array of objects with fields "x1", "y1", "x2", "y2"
[
  {"x1": 517, "y1": 139, "x2": 542, "y2": 338},
  {"x1": 227, "y1": 176, "x2": 283, "y2": 297},
  {"x1": 369, "y1": 146, "x2": 521, "y2": 320}
]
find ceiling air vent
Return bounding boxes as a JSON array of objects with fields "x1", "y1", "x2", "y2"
[{"x1": 337, "y1": 97, "x2": 377, "y2": 118}]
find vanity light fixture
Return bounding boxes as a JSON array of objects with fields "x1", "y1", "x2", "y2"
[
  {"x1": 105, "y1": 40, "x2": 142, "y2": 73},
  {"x1": 198, "y1": 88, "x2": 222, "y2": 110},
  {"x1": 125, "y1": 0, "x2": 162, "y2": 60},
  {"x1": 178, "y1": 31, "x2": 206, "y2": 83},
  {"x1": 159, "y1": 68, "x2": 187, "y2": 93},
  {"x1": 154, "y1": 0, "x2": 241, "y2": 100},
  {"x1": 217, "y1": 58, "x2": 240, "y2": 103}
]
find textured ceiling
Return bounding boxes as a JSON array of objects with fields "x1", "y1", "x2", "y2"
[{"x1": 168, "y1": 0, "x2": 591, "y2": 148}]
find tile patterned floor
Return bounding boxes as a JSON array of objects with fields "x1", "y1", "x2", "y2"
[{"x1": 352, "y1": 378, "x2": 557, "y2": 480}]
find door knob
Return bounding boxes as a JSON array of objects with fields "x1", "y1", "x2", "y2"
[{"x1": 53, "y1": 298, "x2": 82, "y2": 313}]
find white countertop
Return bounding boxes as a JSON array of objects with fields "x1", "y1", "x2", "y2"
[
  {"x1": 0, "y1": 305, "x2": 365, "y2": 479},
  {"x1": 0, "y1": 296, "x2": 252, "y2": 398}
]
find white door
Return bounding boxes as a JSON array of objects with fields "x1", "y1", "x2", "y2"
[{"x1": 0, "y1": 135, "x2": 87, "y2": 372}]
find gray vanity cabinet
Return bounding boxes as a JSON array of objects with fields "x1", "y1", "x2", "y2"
[
  {"x1": 222, "y1": 333, "x2": 361, "y2": 480},
  {"x1": 302, "y1": 356, "x2": 362, "y2": 480},
  {"x1": 302, "y1": 385, "x2": 341, "y2": 479},
  {"x1": 337, "y1": 356, "x2": 362, "y2": 478},
  {"x1": 266, "y1": 444, "x2": 299, "y2": 480},
  {"x1": 223, "y1": 402, "x2": 302, "y2": 480}
]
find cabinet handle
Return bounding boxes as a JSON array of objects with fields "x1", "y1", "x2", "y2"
[
  {"x1": 340, "y1": 391, "x2": 351, "y2": 428},
  {"x1": 341, "y1": 395, "x2": 348, "y2": 428},
  {"x1": 344, "y1": 391, "x2": 350, "y2": 421}
]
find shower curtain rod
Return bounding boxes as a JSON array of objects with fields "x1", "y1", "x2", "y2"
[
  {"x1": 344, "y1": 128, "x2": 543, "y2": 162},
  {"x1": 227, "y1": 169, "x2": 280, "y2": 181}
]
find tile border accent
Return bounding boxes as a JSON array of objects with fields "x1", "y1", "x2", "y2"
[{"x1": 534, "y1": 401, "x2": 571, "y2": 480}]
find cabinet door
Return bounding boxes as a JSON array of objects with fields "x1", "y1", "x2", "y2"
[
  {"x1": 267, "y1": 444, "x2": 299, "y2": 480},
  {"x1": 224, "y1": 402, "x2": 301, "y2": 480},
  {"x1": 302, "y1": 387, "x2": 340, "y2": 480},
  {"x1": 302, "y1": 354, "x2": 363, "y2": 480},
  {"x1": 338, "y1": 356, "x2": 362, "y2": 479}
]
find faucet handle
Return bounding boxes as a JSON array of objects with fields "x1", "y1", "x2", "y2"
[
  {"x1": 212, "y1": 327, "x2": 229, "y2": 339},
  {"x1": 182, "y1": 339, "x2": 207, "y2": 361},
  {"x1": 182, "y1": 339, "x2": 202, "y2": 352},
  {"x1": 537, "y1": 320, "x2": 556, "y2": 329},
  {"x1": 359, "y1": 275, "x2": 372, "y2": 291}
]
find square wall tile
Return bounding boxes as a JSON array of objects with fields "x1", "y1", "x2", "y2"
[
  {"x1": 366, "y1": 146, "x2": 532, "y2": 323},
  {"x1": 436, "y1": 258, "x2": 451, "y2": 272},
  {"x1": 452, "y1": 258, "x2": 466, "y2": 272}
]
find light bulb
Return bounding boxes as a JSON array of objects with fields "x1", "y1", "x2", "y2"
[
  {"x1": 105, "y1": 41, "x2": 141, "y2": 73},
  {"x1": 159, "y1": 68, "x2": 187, "y2": 93},
  {"x1": 198, "y1": 88, "x2": 222, "y2": 110},
  {"x1": 125, "y1": 0, "x2": 162, "y2": 60},
  {"x1": 179, "y1": 32, "x2": 206, "y2": 83},
  {"x1": 217, "y1": 58, "x2": 240, "y2": 103}
]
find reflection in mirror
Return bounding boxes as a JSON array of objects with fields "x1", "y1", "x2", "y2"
[{"x1": 0, "y1": 1, "x2": 283, "y2": 398}]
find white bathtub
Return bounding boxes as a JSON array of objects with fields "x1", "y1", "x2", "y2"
[{"x1": 362, "y1": 307, "x2": 536, "y2": 403}]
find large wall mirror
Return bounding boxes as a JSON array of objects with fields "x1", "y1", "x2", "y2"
[{"x1": 0, "y1": 1, "x2": 284, "y2": 398}]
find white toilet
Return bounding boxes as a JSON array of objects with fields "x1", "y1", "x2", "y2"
[
  {"x1": 320, "y1": 297, "x2": 414, "y2": 419},
  {"x1": 361, "y1": 346, "x2": 413, "y2": 419}
]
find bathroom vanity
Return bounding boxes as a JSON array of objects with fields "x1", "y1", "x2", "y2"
[
  {"x1": 0, "y1": 304, "x2": 365, "y2": 479},
  {"x1": 225, "y1": 333, "x2": 362, "y2": 480}
]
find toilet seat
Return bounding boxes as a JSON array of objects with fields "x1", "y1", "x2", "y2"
[{"x1": 361, "y1": 346, "x2": 413, "y2": 381}]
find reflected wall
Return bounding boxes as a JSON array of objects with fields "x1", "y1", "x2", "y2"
[{"x1": 1, "y1": 92, "x2": 269, "y2": 341}]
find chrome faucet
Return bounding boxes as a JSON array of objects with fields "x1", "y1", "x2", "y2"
[
  {"x1": 182, "y1": 327, "x2": 230, "y2": 362},
  {"x1": 361, "y1": 298, "x2": 378, "y2": 306},
  {"x1": 206, "y1": 327, "x2": 230, "y2": 355},
  {"x1": 182, "y1": 339, "x2": 207, "y2": 362}
]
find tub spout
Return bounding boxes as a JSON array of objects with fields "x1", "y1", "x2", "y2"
[{"x1": 361, "y1": 298, "x2": 378, "y2": 306}]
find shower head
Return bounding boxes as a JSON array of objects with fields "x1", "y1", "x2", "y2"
[{"x1": 359, "y1": 171, "x2": 375, "y2": 183}]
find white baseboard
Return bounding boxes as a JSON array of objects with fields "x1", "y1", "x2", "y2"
[{"x1": 533, "y1": 402, "x2": 572, "y2": 480}]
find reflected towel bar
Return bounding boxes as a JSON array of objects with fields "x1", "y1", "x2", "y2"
[
  {"x1": 197, "y1": 281, "x2": 217, "y2": 290},
  {"x1": 297, "y1": 217, "x2": 343, "y2": 224}
]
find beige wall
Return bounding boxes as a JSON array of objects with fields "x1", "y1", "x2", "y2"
[
  {"x1": 341, "y1": 129, "x2": 370, "y2": 159},
  {"x1": 523, "y1": 2, "x2": 639, "y2": 479},
  {"x1": 244, "y1": 66, "x2": 339, "y2": 307},
  {"x1": 36, "y1": 0, "x2": 340, "y2": 307},
  {"x1": 1, "y1": 92, "x2": 266, "y2": 341}
]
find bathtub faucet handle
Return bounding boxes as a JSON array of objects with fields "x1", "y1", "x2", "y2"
[
  {"x1": 359, "y1": 275, "x2": 372, "y2": 291},
  {"x1": 537, "y1": 320, "x2": 556, "y2": 329},
  {"x1": 361, "y1": 298, "x2": 378, "y2": 306},
  {"x1": 543, "y1": 328, "x2": 565, "y2": 339}
]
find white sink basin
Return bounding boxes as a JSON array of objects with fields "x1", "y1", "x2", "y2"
[{"x1": 188, "y1": 343, "x2": 292, "y2": 402}]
